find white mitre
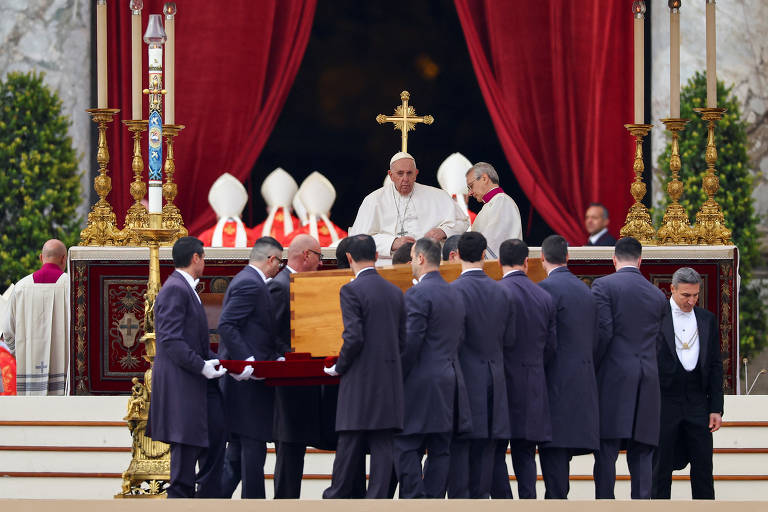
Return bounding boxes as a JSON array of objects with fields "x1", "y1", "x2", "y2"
[
  {"x1": 208, "y1": 172, "x2": 249, "y2": 247},
  {"x1": 292, "y1": 179, "x2": 309, "y2": 227},
  {"x1": 298, "y1": 171, "x2": 340, "y2": 245},
  {"x1": 437, "y1": 152, "x2": 473, "y2": 217},
  {"x1": 260, "y1": 167, "x2": 298, "y2": 237}
]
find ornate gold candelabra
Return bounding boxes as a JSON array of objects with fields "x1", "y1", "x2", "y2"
[
  {"x1": 161, "y1": 124, "x2": 187, "y2": 244},
  {"x1": 122, "y1": 120, "x2": 150, "y2": 245},
  {"x1": 657, "y1": 118, "x2": 695, "y2": 244},
  {"x1": 116, "y1": 213, "x2": 177, "y2": 498},
  {"x1": 620, "y1": 123, "x2": 656, "y2": 244},
  {"x1": 80, "y1": 108, "x2": 125, "y2": 246},
  {"x1": 692, "y1": 107, "x2": 732, "y2": 244}
]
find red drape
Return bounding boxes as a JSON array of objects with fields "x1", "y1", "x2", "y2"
[
  {"x1": 454, "y1": 0, "x2": 634, "y2": 244},
  {"x1": 106, "y1": 0, "x2": 316, "y2": 236}
]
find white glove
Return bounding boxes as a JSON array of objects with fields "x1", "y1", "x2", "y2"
[
  {"x1": 242, "y1": 355, "x2": 265, "y2": 380},
  {"x1": 245, "y1": 356, "x2": 255, "y2": 362},
  {"x1": 231, "y1": 365, "x2": 254, "y2": 381},
  {"x1": 324, "y1": 364, "x2": 339, "y2": 377},
  {"x1": 276, "y1": 356, "x2": 285, "y2": 362},
  {"x1": 201, "y1": 359, "x2": 227, "y2": 379}
]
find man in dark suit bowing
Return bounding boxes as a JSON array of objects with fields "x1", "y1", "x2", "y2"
[
  {"x1": 218, "y1": 236, "x2": 284, "y2": 499},
  {"x1": 269, "y1": 234, "x2": 331, "y2": 499},
  {"x1": 537, "y1": 235, "x2": 600, "y2": 499},
  {"x1": 447, "y1": 232, "x2": 512, "y2": 499},
  {"x1": 395, "y1": 237, "x2": 472, "y2": 498},
  {"x1": 322, "y1": 234, "x2": 405, "y2": 499},
  {"x1": 585, "y1": 203, "x2": 616, "y2": 246},
  {"x1": 492, "y1": 239, "x2": 556, "y2": 499},
  {"x1": 147, "y1": 236, "x2": 228, "y2": 498},
  {"x1": 652, "y1": 267, "x2": 723, "y2": 500},
  {"x1": 591, "y1": 236, "x2": 667, "y2": 499}
]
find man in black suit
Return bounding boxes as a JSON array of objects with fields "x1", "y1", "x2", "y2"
[
  {"x1": 148, "y1": 236, "x2": 228, "y2": 498},
  {"x1": 585, "y1": 203, "x2": 616, "y2": 246},
  {"x1": 322, "y1": 234, "x2": 405, "y2": 499},
  {"x1": 218, "y1": 237, "x2": 284, "y2": 498},
  {"x1": 447, "y1": 232, "x2": 511, "y2": 498},
  {"x1": 652, "y1": 267, "x2": 723, "y2": 500},
  {"x1": 591, "y1": 236, "x2": 667, "y2": 499},
  {"x1": 492, "y1": 239, "x2": 556, "y2": 499},
  {"x1": 537, "y1": 235, "x2": 600, "y2": 499},
  {"x1": 395, "y1": 238, "x2": 472, "y2": 498},
  {"x1": 269, "y1": 234, "x2": 329, "y2": 499}
]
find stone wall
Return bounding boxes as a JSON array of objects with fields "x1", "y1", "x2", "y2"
[
  {"x1": 0, "y1": 0, "x2": 92, "y2": 220},
  {"x1": 651, "y1": 0, "x2": 768, "y2": 249}
]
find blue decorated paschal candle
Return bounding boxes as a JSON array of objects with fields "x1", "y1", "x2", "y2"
[{"x1": 144, "y1": 14, "x2": 166, "y2": 215}]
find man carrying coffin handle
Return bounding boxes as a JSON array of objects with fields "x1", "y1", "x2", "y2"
[
  {"x1": 322, "y1": 234, "x2": 406, "y2": 498},
  {"x1": 591, "y1": 236, "x2": 667, "y2": 499},
  {"x1": 147, "y1": 236, "x2": 228, "y2": 498},
  {"x1": 537, "y1": 235, "x2": 600, "y2": 499},
  {"x1": 652, "y1": 267, "x2": 723, "y2": 500},
  {"x1": 447, "y1": 232, "x2": 512, "y2": 498},
  {"x1": 395, "y1": 238, "x2": 472, "y2": 498},
  {"x1": 218, "y1": 237, "x2": 284, "y2": 499},
  {"x1": 349, "y1": 152, "x2": 469, "y2": 260}
]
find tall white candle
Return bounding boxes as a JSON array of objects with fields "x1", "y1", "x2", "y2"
[
  {"x1": 670, "y1": 3, "x2": 681, "y2": 118},
  {"x1": 144, "y1": 14, "x2": 167, "y2": 215},
  {"x1": 164, "y1": 3, "x2": 177, "y2": 124},
  {"x1": 633, "y1": 2, "x2": 646, "y2": 124},
  {"x1": 706, "y1": 0, "x2": 717, "y2": 108},
  {"x1": 130, "y1": 1, "x2": 142, "y2": 119},
  {"x1": 96, "y1": 0, "x2": 107, "y2": 108}
]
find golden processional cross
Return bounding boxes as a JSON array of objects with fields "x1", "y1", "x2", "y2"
[{"x1": 376, "y1": 90, "x2": 434, "y2": 153}]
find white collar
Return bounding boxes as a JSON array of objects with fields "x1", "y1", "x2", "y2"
[
  {"x1": 461, "y1": 267, "x2": 484, "y2": 275},
  {"x1": 175, "y1": 269, "x2": 199, "y2": 293},
  {"x1": 546, "y1": 265, "x2": 566, "y2": 276},
  {"x1": 285, "y1": 265, "x2": 297, "y2": 274},
  {"x1": 503, "y1": 269, "x2": 524, "y2": 278},
  {"x1": 589, "y1": 227, "x2": 608, "y2": 244},
  {"x1": 355, "y1": 266, "x2": 375, "y2": 278},
  {"x1": 670, "y1": 296, "x2": 695, "y2": 317},
  {"x1": 248, "y1": 264, "x2": 268, "y2": 283}
]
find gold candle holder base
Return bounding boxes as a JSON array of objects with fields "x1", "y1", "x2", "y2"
[
  {"x1": 161, "y1": 124, "x2": 187, "y2": 245},
  {"x1": 80, "y1": 108, "x2": 125, "y2": 246},
  {"x1": 116, "y1": 213, "x2": 177, "y2": 498},
  {"x1": 657, "y1": 118, "x2": 695, "y2": 245},
  {"x1": 620, "y1": 123, "x2": 656, "y2": 245},
  {"x1": 121, "y1": 120, "x2": 150, "y2": 246},
  {"x1": 691, "y1": 107, "x2": 732, "y2": 245}
]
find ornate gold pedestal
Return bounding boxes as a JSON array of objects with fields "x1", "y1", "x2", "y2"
[
  {"x1": 80, "y1": 108, "x2": 125, "y2": 246},
  {"x1": 620, "y1": 124, "x2": 656, "y2": 244},
  {"x1": 116, "y1": 213, "x2": 177, "y2": 498},
  {"x1": 161, "y1": 124, "x2": 187, "y2": 244},
  {"x1": 692, "y1": 107, "x2": 732, "y2": 245},
  {"x1": 657, "y1": 118, "x2": 695, "y2": 245},
  {"x1": 121, "y1": 120, "x2": 150, "y2": 245}
]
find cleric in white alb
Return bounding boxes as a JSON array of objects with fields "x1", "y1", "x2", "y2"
[
  {"x1": 349, "y1": 152, "x2": 469, "y2": 259},
  {"x1": 466, "y1": 162, "x2": 522, "y2": 259}
]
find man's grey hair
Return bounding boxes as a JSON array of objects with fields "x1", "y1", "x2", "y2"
[
  {"x1": 672, "y1": 267, "x2": 702, "y2": 287},
  {"x1": 588, "y1": 202, "x2": 610, "y2": 220},
  {"x1": 249, "y1": 238, "x2": 283, "y2": 263},
  {"x1": 466, "y1": 161, "x2": 499, "y2": 185}
]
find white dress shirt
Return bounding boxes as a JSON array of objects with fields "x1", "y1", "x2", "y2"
[
  {"x1": 176, "y1": 269, "x2": 201, "y2": 304},
  {"x1": 670, "y1": 297, "x2": 699, "y2": 371},
  {"x1": 248, "y1": 264, "x2": 268, "y2": 283},
  {"x1": 589, "y1": 227, "x2": 608, "y2": 245}
]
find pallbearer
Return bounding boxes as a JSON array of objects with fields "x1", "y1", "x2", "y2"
[
  {"x1": 537, "y1": 235, "x2": 600, "y2": 499},
  {"x1": 395, "y1": 238, "x2": 472, "y2": 498}
]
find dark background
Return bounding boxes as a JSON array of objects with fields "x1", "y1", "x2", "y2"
[{"x1": 243, "y1": 0, "x2": 555, "y2": 243}]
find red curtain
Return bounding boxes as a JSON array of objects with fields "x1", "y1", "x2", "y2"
[
  {"x1": 105, "y1": 0, "x2": 316, "y2": 236},
  {"x1": 454, "y1": 0, "x2": 634, "y2": 244}
]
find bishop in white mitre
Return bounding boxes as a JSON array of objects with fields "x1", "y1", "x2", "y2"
[
  {"x1": 465, "y1": 161, "x2": 522, "y2": 259},
  {"x1": 197, "y1": 172, "x2": 256, "y2": 247},
  {"x1": 350, "y1": 152, "x2": 469, "y2": 260}
]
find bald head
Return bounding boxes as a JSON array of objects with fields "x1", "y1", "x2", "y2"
[
  {"x1": 286, "y1": 234, "x2": 322, "y2": 272},
  {"x1": 41, "y1": 239, "x2": 67, "y2": 271}
]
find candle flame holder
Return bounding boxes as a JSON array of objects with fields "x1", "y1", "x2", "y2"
[{"x1": 620, "y1": 123, "x2": 656, "y2": 244}]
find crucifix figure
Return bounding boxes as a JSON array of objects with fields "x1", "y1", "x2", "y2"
[{"x1": 376, "y1": 90, "x2": 434, "y2": 153}]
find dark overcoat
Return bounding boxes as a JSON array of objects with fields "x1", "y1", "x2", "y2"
[
  {"x1": 591, "y1": 267, "x2": 667, "y2": 446},
  {"x1": 401, "y1": 271, "x2": 472, "y2": 435},
  {"x1": 538, "y1": 266, "x2": 600, "y2": 452},
  {"x1": 451, "y1": 270, "x2": 511, "y2": 440},
  {"x1": 334, "y1": 268, "x2": 405, "y2": 432}
]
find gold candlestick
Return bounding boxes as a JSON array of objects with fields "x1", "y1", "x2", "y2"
[
  {"x1": 160, "y1": 124, "x2": 187, "y2": 244},
  {"x1": 657, "y1": 118, "x2": 695, "y2": 245},
  {"x1": 122, "y1": 120, "x2": 150, "y2": 246},
  {"x1": 116, "y1": 213, "x2": 177, "y2": 498},
  {"x1": 620, "y1": 123, "x2": 656, "y2": 244},
  {"x1": 80, "y1": 108, "x2": 125, "y2": 246},
  {"x1": 692, "y1": 107, "x2": 732, "y2": 244}
]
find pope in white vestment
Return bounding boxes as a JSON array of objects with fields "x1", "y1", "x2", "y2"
[
  {"x1": 349, "y1": 152, "x2": 469, "y2": 259},
  {"x1": 466, "y1": 162, "x2": 522, "y2": 259}
]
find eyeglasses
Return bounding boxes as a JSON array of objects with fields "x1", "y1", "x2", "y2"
[
  {"x1": 466, "y1": 177, "x2": 480, "y2": 193},
  {"x1": 308, "y1": 249, "x2": 323, "y2": 260},
  {"x1": 270, "y1": 254, "x2": 285, "y2": 270}
]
